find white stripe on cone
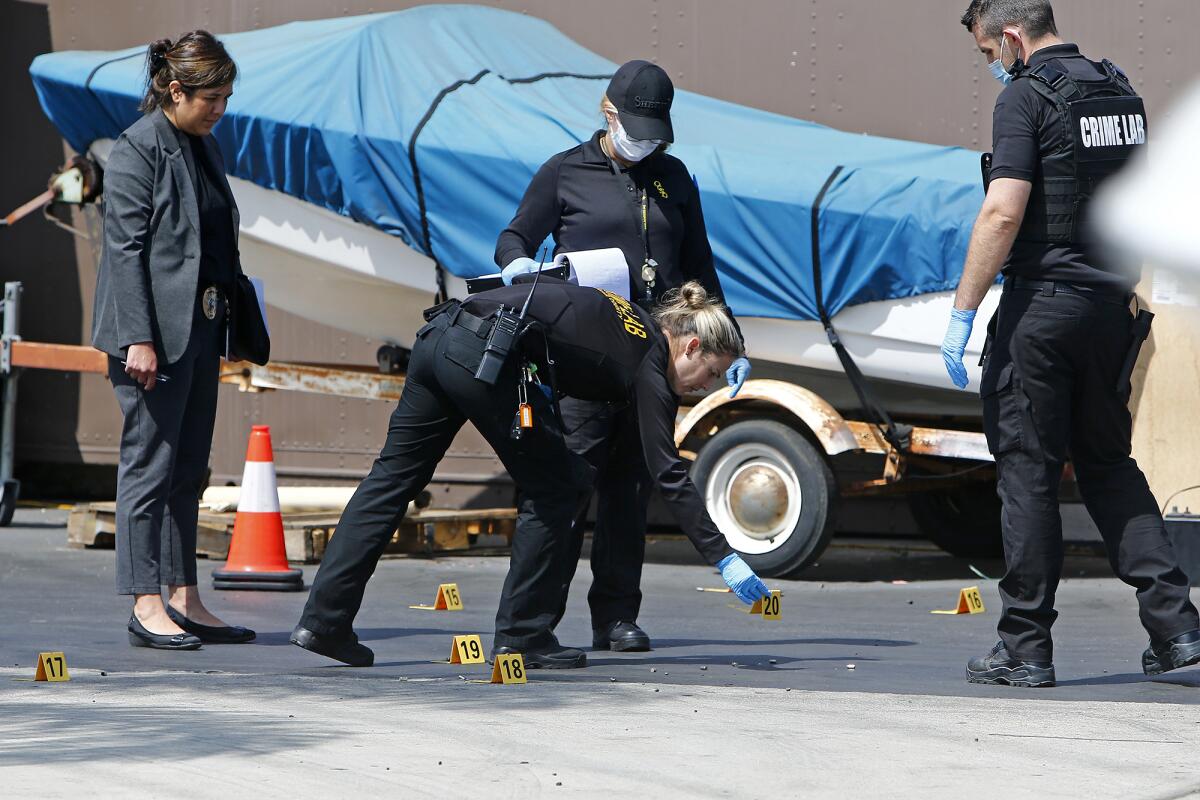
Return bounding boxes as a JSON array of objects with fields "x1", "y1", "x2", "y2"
[{"x1": 237, "y1": 460, "x2": 281, "y2": 514}]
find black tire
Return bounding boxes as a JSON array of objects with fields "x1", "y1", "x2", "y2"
[
  {"x1": 908, "y1": 482, "x2": 1004, "y2": 559},
  {"x1": 690, "y1": 419, "x2": 836, "y2": 578}
]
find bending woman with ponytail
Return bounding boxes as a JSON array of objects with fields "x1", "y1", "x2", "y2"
[
  {"x1": 293, "y1": 279, "x2": 769, "y2": 668},
  {"x1": 94, "y1": 31, "x2": 254, "y2": 649}
]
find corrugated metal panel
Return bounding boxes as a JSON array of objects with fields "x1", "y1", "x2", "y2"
[{"x1": 19, "y1": 0, "x2": 1200, "y2": 496}]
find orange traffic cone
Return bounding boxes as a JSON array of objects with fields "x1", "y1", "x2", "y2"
[{"x1": 212, "y1": 426, "x2": 304, "y2": 591}]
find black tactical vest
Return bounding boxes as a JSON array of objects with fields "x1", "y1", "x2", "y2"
[{"x1": 986, "y1": 57, "x2": 1147, "y2": 245}]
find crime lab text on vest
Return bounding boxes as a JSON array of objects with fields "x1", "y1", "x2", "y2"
[{"x1": 987, "y1": 57, "x2": 1147, "y2": 245}]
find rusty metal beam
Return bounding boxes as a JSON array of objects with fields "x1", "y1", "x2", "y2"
[
  {"x1": 220, "y1": 360, "x2": 405, "y2": 400},
  {"x1": 846, "y1": 421, "x2": 992, "y2": 463},
  {"x1": 11, "y1": 341, "x2": 106, "y2": 373},
  {"x1": 10, "y1": 340, "x2": 406, "y2": 401}
]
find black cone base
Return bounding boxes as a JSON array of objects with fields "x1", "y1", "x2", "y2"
[{"x1": 212, "y1": 567, "x2": 304, "y2": 592}]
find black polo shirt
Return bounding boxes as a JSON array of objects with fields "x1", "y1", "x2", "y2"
[
  {"x1": 184, "y1": 133, "x2": 237, "y2": 291},
  {"x1": 990, "y1": 43, "x2": 1138, "y2": 290},
  {"x1": 494, "y1": 131, "x2": 735, "y2": 318}
]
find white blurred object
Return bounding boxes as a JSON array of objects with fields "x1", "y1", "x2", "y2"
[{"x1": 1095, "y1": 80, "x2": 1200, "y2": 277}]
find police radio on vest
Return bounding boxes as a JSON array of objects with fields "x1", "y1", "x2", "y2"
[{"x1": 1080, "y1": 113, "x2": 1146, "y2": 148}]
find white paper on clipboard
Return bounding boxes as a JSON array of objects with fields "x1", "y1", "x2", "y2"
[{"x1": 556, "y1": 248, "x2": 631, "y2": 300}]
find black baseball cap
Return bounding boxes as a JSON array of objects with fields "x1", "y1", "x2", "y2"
[{"x1": 606, "y1": 60, "x2": 674, "y2": 143}]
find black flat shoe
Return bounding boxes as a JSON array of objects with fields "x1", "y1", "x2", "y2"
[
  {"x1": 1143, "y1": 630, "x2": 1200, "y2": 676},
  {"x1": 127, "y1": 613, "x2": 202, "y2": 650},
  {"x1": 593, "y1": 621, "x2": 651, "y2": 652},
  {"x1": 966, "y1": 641, "x2": 1055, "y2": 688},
  {"x1": 167, "y1": 605, "x2": 256, "y2": 644},
  {"x1": 493, "y1": 641, "x2": 587, "y2": 669},
  {"x1": 290, "y1": 624, "x2": 374, "y2": 667}
]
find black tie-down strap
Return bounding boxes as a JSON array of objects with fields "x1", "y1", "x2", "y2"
[
  {"x1": 408, "y1": 69, "x2": 613, "y2": 303},
  {"x1": 810, "y1": 166, "x2": 912, "y2": 452}
]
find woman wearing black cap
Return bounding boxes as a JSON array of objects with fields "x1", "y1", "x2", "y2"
[{"x1": 493, "y1": 60, "x2": 751, "y2": 656}]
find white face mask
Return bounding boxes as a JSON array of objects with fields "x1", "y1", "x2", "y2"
[{"x1": 608, "y1": 115, "x2": 660, "y2": 162}]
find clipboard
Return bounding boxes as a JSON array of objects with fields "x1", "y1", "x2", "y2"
[{"x1": 466, "y1": 265, "x2": 568, "y2": 294}]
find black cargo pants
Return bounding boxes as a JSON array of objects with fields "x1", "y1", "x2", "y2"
[
  {"x1": 299, "y1": 311, "x2": 592, "y2": 649},
  {"x1": 547, "y1": 397, "x2": 653, "y2": 633},
  {"x1": 981, "y1": 281, "x2": 1198, "y2": 662}
]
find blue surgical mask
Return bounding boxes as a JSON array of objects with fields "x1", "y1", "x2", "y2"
[
  {"x1": 989, "y1": 58, "x2": 1013, "y2": 85},
  {"x1": 989, "y1": 36, "x2": 1019, "y2": 85}
]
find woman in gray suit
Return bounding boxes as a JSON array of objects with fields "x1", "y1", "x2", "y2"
[{"x1": 95, "y1": 31, "x2": 254, "y2": 649}]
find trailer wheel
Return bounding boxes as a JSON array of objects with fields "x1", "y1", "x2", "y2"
[
  {"x1": 908, "y1": 483, "x2": 1004, "y2": 559},
  {"x1": 690, "y1": 419, "x2": 836, "y2": 578}
]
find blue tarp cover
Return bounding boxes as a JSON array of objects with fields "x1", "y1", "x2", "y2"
[{"x1": 29, "y1": 5, "x2": 983, "y2": 321}]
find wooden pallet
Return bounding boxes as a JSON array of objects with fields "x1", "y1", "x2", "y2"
[{"x1": 66, "y1": 502, "x2": 516, "y2": 564}]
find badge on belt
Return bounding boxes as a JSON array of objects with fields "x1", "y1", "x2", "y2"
[{"x1": 202, "y1": 286, "x2": 220, "y2": 320}]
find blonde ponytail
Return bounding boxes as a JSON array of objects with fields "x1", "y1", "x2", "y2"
[{"x1": 652, "y1": 281, "x2": 742, "y2": 358}]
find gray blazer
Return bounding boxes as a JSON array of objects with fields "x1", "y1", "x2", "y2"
[{"x1": 92, "y1": 109, "x2": 241, "y2": 365}]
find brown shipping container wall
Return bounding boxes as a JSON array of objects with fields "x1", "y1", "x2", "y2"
[{"x1": 7, "y1": 0, "x2": 1199, "y2": 502}]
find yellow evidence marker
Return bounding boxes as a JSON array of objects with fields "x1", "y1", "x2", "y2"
[
  {"x1": 491, "y1": 653, "x2": 527, "y2": 684},
  {"x1": 410, "y1": 582, "x2": 464, "y2": 611},
  {"x1": 931, "y1": 586, "x2": 986, "y2": 615},
  {"x1": 34, "y1": 652, "x2": 70, "y2": 682},
  {"x1": 749, "y1": 590, "x2": 782, "y2": 619},
  {"x1": 449, "y1": 635, "x2": 485, "y2": 665}
]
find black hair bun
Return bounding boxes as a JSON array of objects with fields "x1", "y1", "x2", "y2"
[{"x1": 148, "y1": 38, "x2": 172, "y2": 74}]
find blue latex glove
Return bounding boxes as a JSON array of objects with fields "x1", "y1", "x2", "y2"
[
  {"x1": 501, "y1": 257, "x2": 538, "y2": 286},
  {"x1": 726, "y1": 356, "x2": 751, "y2": 398},
  {"x1": 940, "y1": 308, "x2": 977, "y2": 389},
  {"x1": 717, "y1": 553, "x2": 771, "y2": 605}
]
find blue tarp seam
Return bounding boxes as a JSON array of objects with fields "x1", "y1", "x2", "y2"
[
  {"x1": 407, "y1": 67, "x2": 612, "y2": 301},
  {"x1": 84, "y1": 52, "x2": 141, "y2": 138}
]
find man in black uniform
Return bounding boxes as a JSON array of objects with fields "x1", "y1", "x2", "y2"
[{"x1": 943, "y1": 0, "x2": 1200, "y2": 687}]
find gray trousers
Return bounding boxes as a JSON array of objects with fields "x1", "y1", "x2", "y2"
[{"x1": 109, "y1": 302, "x2": 223, "y2": 595}]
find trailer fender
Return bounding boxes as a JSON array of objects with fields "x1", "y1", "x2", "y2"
[{"x1": 675, "y1": 379, "x2": 860, "y2": 456}]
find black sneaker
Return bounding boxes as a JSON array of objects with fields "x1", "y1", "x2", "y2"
[
  {"x1": 593, "y1": 621, "x2": 651, "y2": 652},
  {"x1": 1142, "y1": 630, "x2": 1200, "y2": 676},
  {"x1": 493, "y1": 641, "x2": 587, "y2": 669},
  {"x1": 966, "y1": 642, "x2": 1056, "y2": 687},
  {"x1": 290, "y1": 625, "x2": 374, "y2": 667}
]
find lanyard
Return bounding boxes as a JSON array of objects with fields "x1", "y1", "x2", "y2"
[
  {"x1": 602, "y1": 136, "x2": 657, "y2": 303},
  {"x1": 616, "y1": 168, "x2": 657, "y2": 304}
]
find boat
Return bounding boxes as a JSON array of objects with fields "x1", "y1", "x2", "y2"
[{"x1": 29, "y1": 5, "x2": 996, "y2": 418}]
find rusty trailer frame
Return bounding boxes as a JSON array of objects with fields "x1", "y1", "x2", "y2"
[
  {"x1": 3, "y1": 279, "x2": 994, "y2": 532},
  {"x1": 675, "y1": 378, "x2": 994, "y2": 495}
]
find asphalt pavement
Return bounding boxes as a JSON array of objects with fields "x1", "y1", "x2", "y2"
[{"x1": 2, "y1": 507, "x2": 1199, "y2": 798}]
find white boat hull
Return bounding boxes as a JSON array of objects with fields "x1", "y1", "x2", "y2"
[{"x1": 95, "y1": 138, "x2": 997, "y2": 417}]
